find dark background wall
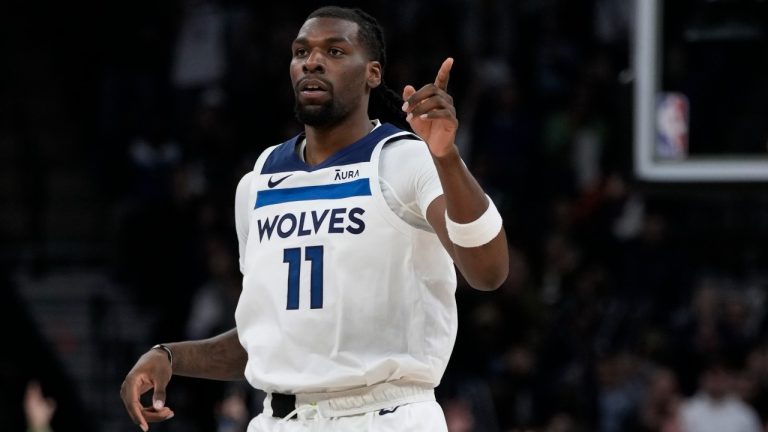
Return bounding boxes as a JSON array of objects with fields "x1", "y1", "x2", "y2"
[{"x1": 3, "y1": 1, "x2": 768, "y2": 431}]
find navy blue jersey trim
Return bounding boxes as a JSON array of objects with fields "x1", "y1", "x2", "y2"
[
  {"x1": 260, "y1": 123, "x2": 406, "y2": 174},
  {"x1": 255, "y1": 178, "x2": 371, "y2": 209}
]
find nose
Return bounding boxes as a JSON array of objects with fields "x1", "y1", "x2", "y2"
[{"x1": 302, "y1": 49, "x2": 325, "y2": 74}]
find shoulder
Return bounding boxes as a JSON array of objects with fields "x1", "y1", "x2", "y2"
[
  {"x1": 236, "y1": 142, "x2": 283, "y2": 203},
  {"x1": 378, "y1": 123, "x2": 422, "y2": 146},
  {"x1": 236, "y1": 170, "x2": 256, "y2": 193},
  {"x1": 381, "y1": 134, "x2": 430, "y2": 161},
  {"x1": 235, "y1": 171, "x2": 256, "y2": 219},
  {"x1": 680, "y1": 396, "x2": 705, "y2": 414},
  {"x1": 260, "y1": 138, "x2": 302, "y2": 174}
]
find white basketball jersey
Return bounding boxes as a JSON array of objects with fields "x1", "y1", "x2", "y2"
[{"x1": 235, "y1": 124, "x2": 457, "y2": 394}]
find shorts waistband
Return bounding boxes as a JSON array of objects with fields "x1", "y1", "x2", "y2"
[{"x1": 267, "y1": 381, "x2": 435, "y2": 419}]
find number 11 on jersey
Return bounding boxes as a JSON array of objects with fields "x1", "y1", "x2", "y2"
[{"x1": 283, "y1": 246, "x2": 324, "y2": 310}]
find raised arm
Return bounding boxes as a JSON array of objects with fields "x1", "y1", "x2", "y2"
[
  {"x1": 402, "y1": 58, "x2": 509, "y2": 291},
  {"x1": 120, "y1": 328, "x2": 246, "y2": 431}
]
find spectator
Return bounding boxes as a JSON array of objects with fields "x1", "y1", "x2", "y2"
[
  {"x1": 680, "y1": 357, "x2": 761, "y2": 432},
  {"x1": 24, "y1": 381, "x2": 57, "y2": 432}
]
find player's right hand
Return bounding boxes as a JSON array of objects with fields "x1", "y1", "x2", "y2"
[{"x1": 120, "y1": 349, "x2": 175, "y2": 431}]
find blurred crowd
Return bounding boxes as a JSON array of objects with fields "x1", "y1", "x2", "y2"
[{"x1": 4, "y1": 0, "x2": 768, "y2": 431}]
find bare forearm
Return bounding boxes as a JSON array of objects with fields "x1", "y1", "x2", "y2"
[
  {"x1": 432, "y1": 149, "x2": 509, "y2": 290},
  {"x1": 433, "y1": 150, "x2": 489, "y2": 222},
  {"x1": 165, "y1": 329, "x2": 247, "y2": 381}
]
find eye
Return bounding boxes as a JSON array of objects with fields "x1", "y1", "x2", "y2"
[
  {"x1": 294, "y1": 48, "x2": 307, "y2": 57},
  {"x1": 328, "y1": 48, "x2": 344, "y2": 56}
]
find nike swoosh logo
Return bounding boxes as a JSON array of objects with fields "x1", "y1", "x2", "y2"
[{"x1": 267, "y1": 174, "x2": 293, "y2": 188}]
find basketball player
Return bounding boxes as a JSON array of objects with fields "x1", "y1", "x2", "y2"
[{"x1": 120, "y1": 6, "x2": 509, "y2": 431}]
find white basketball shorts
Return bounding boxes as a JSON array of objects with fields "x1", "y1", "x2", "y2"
[{"x1": 246, "y1": 382, "x2": 448, "y2": 432}]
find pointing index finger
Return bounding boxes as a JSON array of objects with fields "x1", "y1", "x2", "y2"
[{"x1": 434, "y1": 57, "x2": 454, "y2": 91}]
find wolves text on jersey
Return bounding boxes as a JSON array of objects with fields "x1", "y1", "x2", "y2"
[{"x1": 257, "y1": 207, "x2": 365, "y2": 241}]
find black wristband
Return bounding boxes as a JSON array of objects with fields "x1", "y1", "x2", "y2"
[{"x1": 151, "y1": 344, "x2": 173, "y2": 366}]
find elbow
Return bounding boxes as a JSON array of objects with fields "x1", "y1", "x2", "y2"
[
  {"x1": 455, "y1": 239, "x2": 510, "y2": 291},
  {"x1": 465, "y1": 264, "x2": 509, "y2": 292},
  {"x1": 469, "y1": 274, "x2": 506, "y2": 291}
]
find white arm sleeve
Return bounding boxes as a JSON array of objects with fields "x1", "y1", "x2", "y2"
[
  {"x1": 234, "y1": 171, "x2": 255, "y2": 274},
  {"x1": 379, "y1": 138, "x2": 443, "y2": 230}
]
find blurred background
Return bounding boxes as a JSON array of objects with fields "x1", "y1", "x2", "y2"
[{"x1": 2, "y1": 0, "x2": 768, "y2": 431}]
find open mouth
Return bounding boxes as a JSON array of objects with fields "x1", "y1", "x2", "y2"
[{"x1": 298, "y1": 78, "x2": 329, "y2": 95}]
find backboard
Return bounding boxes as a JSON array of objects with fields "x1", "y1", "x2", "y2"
[{"x1": 634, "y1": 0, "x2": 768, "y2": 181}]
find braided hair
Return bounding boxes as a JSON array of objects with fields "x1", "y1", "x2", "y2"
[{"x1": 306, "y1": 6, "x2": 410, "y2": 130}]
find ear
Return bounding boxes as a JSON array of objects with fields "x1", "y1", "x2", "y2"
[{"x1": 367, "y1": 61, "x2": 382, "y2": 89}]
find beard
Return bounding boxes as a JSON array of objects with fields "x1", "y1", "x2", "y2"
[{"x1": 294, "y1": 98, "x2": 349, "y2": 127}]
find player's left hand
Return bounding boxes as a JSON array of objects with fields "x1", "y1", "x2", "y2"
[{"x1": 402, "y1": 57, "x2": 458, "y2": 158}]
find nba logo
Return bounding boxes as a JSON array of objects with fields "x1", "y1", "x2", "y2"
[{"x1": 655, "y1": 92, "x2": 689, "y2": 160}]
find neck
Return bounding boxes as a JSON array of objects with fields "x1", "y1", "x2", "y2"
[{"x1": 303, "y1": 113, "x2": 373, "y2": 166}]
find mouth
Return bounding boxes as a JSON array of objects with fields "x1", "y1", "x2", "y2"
[{"x1": 297, "y1": 78, "x2": 330, "y2": 96}]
